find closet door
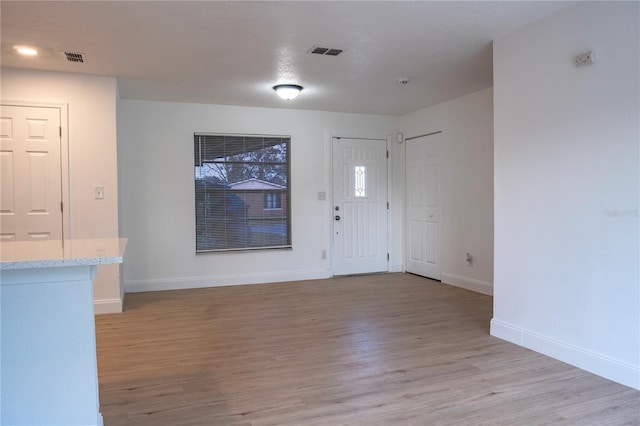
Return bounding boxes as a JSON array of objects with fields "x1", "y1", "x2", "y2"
[
  {"x1": 406, "y1": 134, "x2": 440, "y2": 280},
  {"x1": 0, "y1": 104, "x2": 64, "y2": 242}
]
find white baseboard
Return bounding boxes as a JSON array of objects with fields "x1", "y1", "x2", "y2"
[
  {"x1": 489, "y1": 318, "x2": 523, "y2": 345},
  {"x1": 491, "y1": 318, "x2": 640, "y2": 390},
  {"x1": 125, "y1": 268, "x2": 332, "y2": 293},
  {"x1": 94, "y1": 298, "x2": 122, "y2": 314},
  {"x1": 441, "y1": 272, "x2": 493, "y2": 296},
  {"x1": 390, "y1": 263, "x2": 403, "y2": 273}
]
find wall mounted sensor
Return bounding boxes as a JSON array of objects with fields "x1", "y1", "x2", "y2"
[{"x1": 575, "y1": 51, "x2": 596, "y2": 67}]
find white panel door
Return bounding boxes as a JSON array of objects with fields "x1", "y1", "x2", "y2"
[
  {"x1": 0, "y1": 105, "x2": 63, "y2": 241},
  {"x1": 406, "y1": 134, "x2": 441, "y2": 280},
  {"x1": 332, "y1": 137, "x2": 388, "y2": 275}
]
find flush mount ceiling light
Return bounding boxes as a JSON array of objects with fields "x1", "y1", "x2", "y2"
[
  {"x1": 14, "y1": 45, "x2": 38, "y2": 56},
  {"x1": 273, "y1": 84, "x2": 303, "y2": 100}
]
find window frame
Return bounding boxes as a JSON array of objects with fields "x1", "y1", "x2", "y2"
[
  {"x1": 264, "y1": 192, "x2": 282, "y2": 210},
  {"x1": 194, "y1": 132, "x2": 292, "y2": 253}
]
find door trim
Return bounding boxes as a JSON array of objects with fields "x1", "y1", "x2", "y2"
[
  {"x1": 1, "y1": 100, "x2": 71, "y2": 240},
  {"x1": 327, "y1": 132, "x2": 392, "y2": 276}
]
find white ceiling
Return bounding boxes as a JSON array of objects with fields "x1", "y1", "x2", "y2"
[{"x1": 1, "y1": 1, "x2": 572, "y2": 116}]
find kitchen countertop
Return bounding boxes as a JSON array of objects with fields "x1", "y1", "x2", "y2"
[{"x1": 0, "y1": 238, "x2": 127, "y2": 270}]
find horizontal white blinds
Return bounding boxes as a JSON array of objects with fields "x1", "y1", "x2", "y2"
[{"x1": 194, "y1": 134, "x2": 291, "y2": 252}]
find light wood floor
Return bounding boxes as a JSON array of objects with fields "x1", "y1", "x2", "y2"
[{"x1": 96, "y1": 273, "x2": 640, "y2": 425}]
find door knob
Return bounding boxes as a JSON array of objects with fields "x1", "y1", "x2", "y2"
[{"x1": 335, "y1": 215, "x2": 341, "y2": 221}]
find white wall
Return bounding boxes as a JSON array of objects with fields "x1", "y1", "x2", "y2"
[
  {"x1": 491, "y1": 2, "x2": 639, "y2": 389},
  {"x1": 1, "y1": 68, "x2": 122, "y2": 313},
  {"x1": 402, "y1": 88, "x2": 494, "y2": 295},
  {"x1": 118, "y1": 100, "x2": 400, "y2": 291}
]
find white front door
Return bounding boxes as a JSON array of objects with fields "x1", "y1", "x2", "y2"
[
  {"x1": 406, "y1": 133, "x2": 441, "y2": 280},
  {"x1": 0, "y1": 104, "x2": 63, "y2": 241},
  {"x1": 332, "y1": 137, "x2": 388, "y2": 275}
]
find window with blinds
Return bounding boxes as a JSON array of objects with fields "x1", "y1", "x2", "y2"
[{"x1": 194, "y1": 133, "x2": 291, "y2": 252}]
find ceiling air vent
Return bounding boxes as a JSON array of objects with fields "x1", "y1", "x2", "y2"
[
  {"x1": 309, "y1": 46, "x2": 343, "y2": 56},
  {"x1": 64, "y1": 52, "x2": 86, "y2": 63}
]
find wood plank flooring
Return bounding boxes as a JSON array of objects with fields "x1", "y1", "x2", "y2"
[{"x1": 95, "y1": 273, "x2": 640, "y2": 425}]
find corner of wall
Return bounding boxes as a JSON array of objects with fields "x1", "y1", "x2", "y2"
[{"x1": 94, "y1": 298, "x2": 123, "y2": 315}]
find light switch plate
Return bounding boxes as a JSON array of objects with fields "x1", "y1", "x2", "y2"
[{"x1": 94, "y1": 185, "x2": 104, "y2": 199}]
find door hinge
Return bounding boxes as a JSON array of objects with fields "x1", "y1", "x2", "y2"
[
  {"x1": 60, "y1": 202, "x2": 63, "y2": 213},
  {"x1": 59, "y1": 126, "x2": 62, "y2": 137},
  {"x1": 386, "y1": 150, "x2": 389, "y2": 158},
  {"x1": 387, "y1": 201, "x2": 389, "y2": 210},
  {"x1": 387, "y1": 253, "x2": 390, "y2": 261}
]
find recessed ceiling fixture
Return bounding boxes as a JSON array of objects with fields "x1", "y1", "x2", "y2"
[
  {"x1": 273, "y1": 84, "x2": 303, "y2": 100},
  {"x1": 14, "y1": 45, "x2": 38, "y2": 56}
]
